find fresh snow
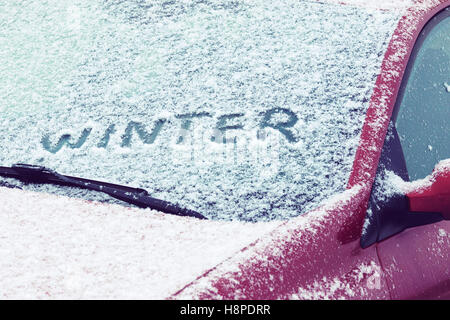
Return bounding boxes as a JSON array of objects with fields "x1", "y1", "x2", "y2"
[
  {"x1": 0, "y1": 0, "x2": 401, "y2": 221},
  {"x1": 0, "y1": 186, "x2": 279, "y2": 299},
  {"x1": 364, "y1": 158, "x2": 450, "y2": 229},
  {"x1": 316, "y1": 0, "x2": 414, "y2": 11},
  {"x1": 291, "y1": 261, "x2": 382, "y2": 300},
  {"x1": 444, "y1": 82, "x2": 450, "y2": 92},
  {"x1": 385, "y1": 158, "x2": 450, "y2": 195},
  {"x1": 0, "y1": 0, "x2": 447, "y2": 300}
]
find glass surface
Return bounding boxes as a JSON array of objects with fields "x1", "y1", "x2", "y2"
[
  {"x1": 0, "y1": 1, "x2": 400, "y2": 221},
  {"x1": 395, "y1": 14, "x2": 450, "y2": 181}
]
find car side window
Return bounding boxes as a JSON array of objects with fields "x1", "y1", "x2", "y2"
[{"x1": 394, "y1": 11, "x2": 450, "y2": 181}]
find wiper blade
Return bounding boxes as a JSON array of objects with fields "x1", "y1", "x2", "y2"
[{"x1": 0, "y1": 163, "x2": 206, "y2": 220}]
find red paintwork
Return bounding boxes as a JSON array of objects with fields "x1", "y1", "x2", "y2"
[
  {"x1": 408, "y1": 167, "x2": 450, "y2": 219},
  {"x1": 174, "y1": 185, "x2": 392, "y2": 299},
  {"x1": 173, "y1": 0, "x2": 450, "y2": 299},
  {"x1": 377, "y1": 222, "x2": 450, "y2": 300}
]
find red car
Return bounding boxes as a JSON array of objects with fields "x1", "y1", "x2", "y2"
[{"x1": 0, "y1": 0, "x2": 448, "y2": 299}]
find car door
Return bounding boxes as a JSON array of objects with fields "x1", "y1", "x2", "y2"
[{"x1": 361, "y1": 7, "x2": 450, "y2": 299}]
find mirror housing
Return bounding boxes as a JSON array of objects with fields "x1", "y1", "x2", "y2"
[
  {"x1": 361, "y1": 160, "x2": 449, "y2": 248},
  {"x1": 407, "y1": 162, "x2": 450, "y2": 220}
]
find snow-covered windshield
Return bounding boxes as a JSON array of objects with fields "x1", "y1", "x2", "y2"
[{"x1": 0, "y1": 0, "x2": 401, "y2": 221}]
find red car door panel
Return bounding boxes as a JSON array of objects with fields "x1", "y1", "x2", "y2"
[{"x1": 377, "y1": 221, "x2": 450, "y2": 299}]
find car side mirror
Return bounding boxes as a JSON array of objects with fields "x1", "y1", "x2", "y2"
[
  {"x1": 361, "y1": 160, "x2": 450, "y2": 248},
  {"x1": 407, "y1": 161, "x2": 450, "y2": 220}
]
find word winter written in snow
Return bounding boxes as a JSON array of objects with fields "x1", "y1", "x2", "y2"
[{"x1": 41, "y1": 108, "x2": 300, "y2": 153}]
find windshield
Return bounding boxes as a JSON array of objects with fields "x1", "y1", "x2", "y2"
[{"x1": 0, "y1": 0, "x2": 401, "y2": 221}]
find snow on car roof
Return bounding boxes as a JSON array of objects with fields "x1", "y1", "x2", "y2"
[{"x1": 0, "y1": 0, "x2": 402, "y2": 221}]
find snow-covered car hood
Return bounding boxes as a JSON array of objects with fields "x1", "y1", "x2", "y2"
[
  {"x1": 0, "y1": 0, "x2": 402, "y2": 221},
  {"x1": 0, "y1": 186, "x2": 279, "y2": 299}
]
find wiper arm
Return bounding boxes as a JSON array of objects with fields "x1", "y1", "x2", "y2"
[{"x1": 0, "y1": 163, "x2": 206, "y2": 220}]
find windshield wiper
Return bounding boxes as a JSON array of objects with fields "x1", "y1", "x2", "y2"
[{"x1": 0, "y1": 163, "x2": 206, "y2": 220}]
